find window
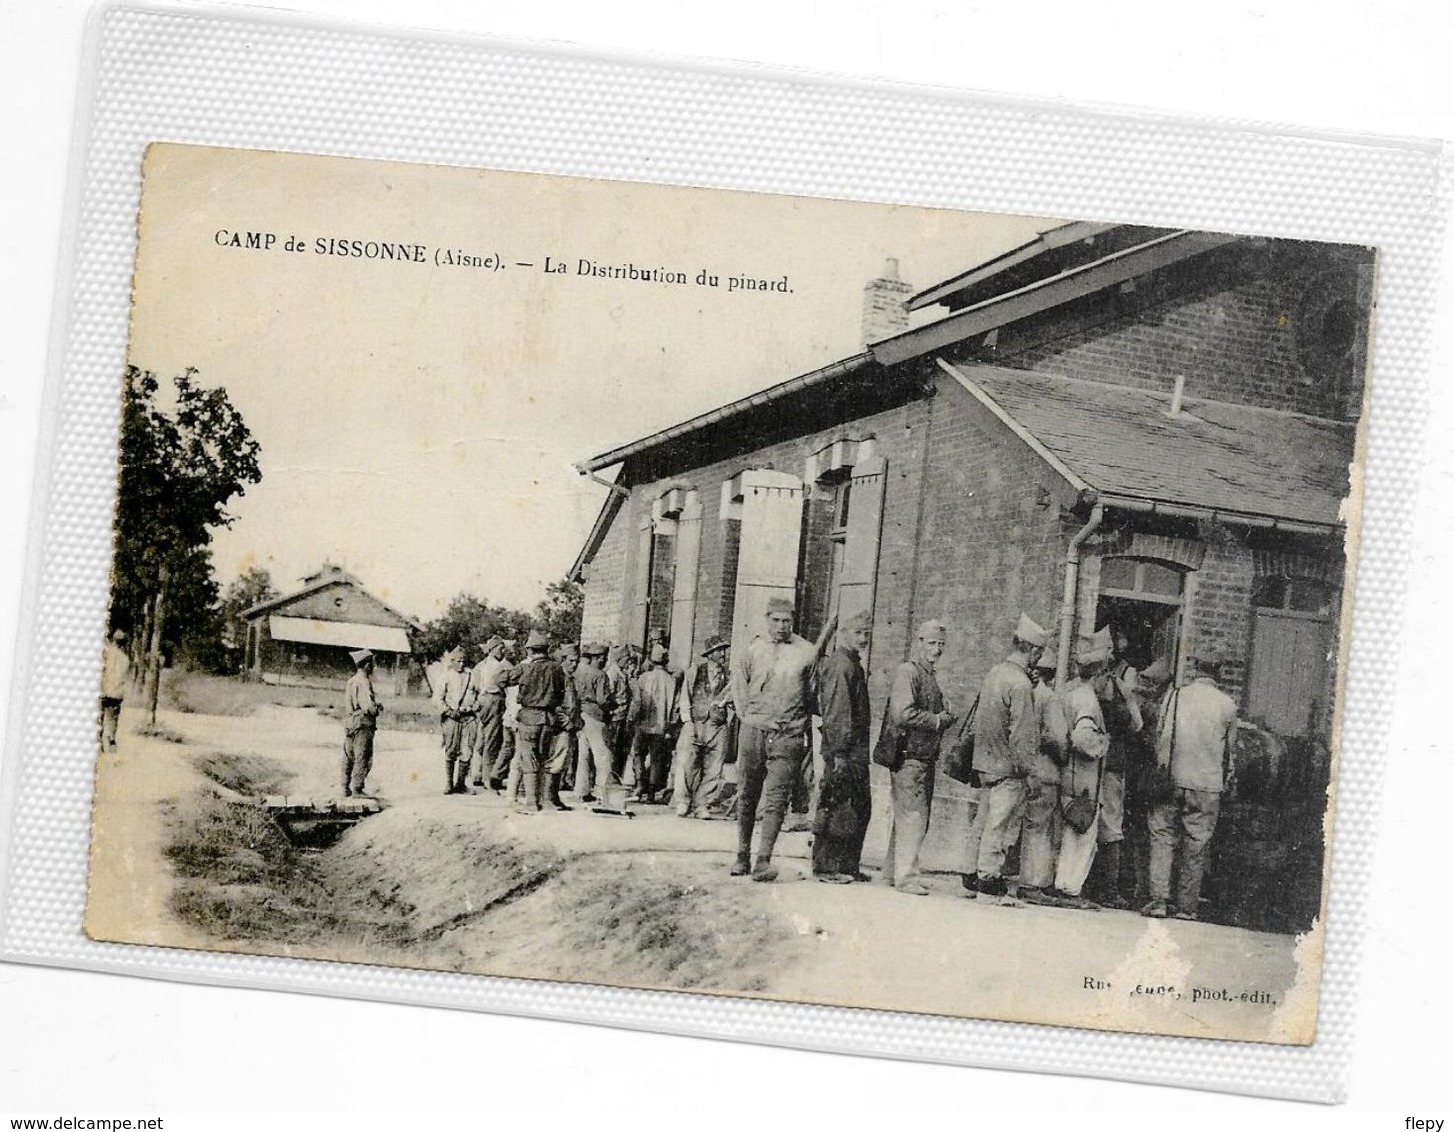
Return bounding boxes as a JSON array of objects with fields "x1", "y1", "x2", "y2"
[
  {"x1": 1098, "y1": 557, "x2": 1185, "y2": 605},
  {"x1": 1253, "y1": 576, "x2": 1334, "y2": 617}
]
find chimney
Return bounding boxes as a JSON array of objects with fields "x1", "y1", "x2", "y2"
[
  {"x1": 861, "y1": 257, "x2": 913, "y2": 347},
  {"x1": 1167, "y1": 374, "x2": 1186, "y2": 418}
]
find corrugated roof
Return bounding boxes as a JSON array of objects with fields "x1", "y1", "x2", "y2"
[{"x1": 958, "y1": 364, "x2": 1354, "y2": 527}]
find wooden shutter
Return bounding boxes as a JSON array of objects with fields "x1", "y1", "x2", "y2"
[
  {"x1": 834, "y1": 457, "x2": 887, "y2": 645},
  {"x1": 627, "y1": 517, "x2": 654, "y2": 649},
  {"x1": 1247, "y1": 609, "x2": 1330, "y2": 736},
  {"x1": 668, "y1": 491, "x2": 703, "y2": 671},
  {"x1": 731, "y1": 469, "x2": 805, "y2": 656}
]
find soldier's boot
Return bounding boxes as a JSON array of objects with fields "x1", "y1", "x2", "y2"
[
  {"x1": 517, "y1": 772, "x2": 540, "y2": 814},
  {"x1": 1098, "y1": 842, "x2": 1130, "y2": 908},
  {"x1": 444, "y1": 757, "x2": 458, "y2": 795},
  {"x1": 453, "y1": 757, "x2": 473, "y2": 794},
  {"x1": 547, "y1": 773, "x2": 572, "y2": 811}
]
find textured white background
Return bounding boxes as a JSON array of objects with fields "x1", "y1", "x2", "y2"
[{"x1": 0, "y1": 0, "x2": 1449, "y2": 1120}]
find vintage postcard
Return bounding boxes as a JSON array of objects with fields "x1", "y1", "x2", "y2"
[{"x1": 85, "y1": 142, "x2": 1370, "y2": 1045}]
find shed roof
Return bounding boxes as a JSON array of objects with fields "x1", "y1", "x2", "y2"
[
  {"x1": 948, "y1": 362, "x2": 1354, "y2": 528},
  {"x1": 243, "y1": 572, "x2": 421, "y2": 630}
]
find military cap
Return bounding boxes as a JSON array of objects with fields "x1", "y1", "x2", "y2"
[
  {"x1": 1015, "y1": 613, "x2": 1050, "y2": 648},
  {"x1": 701, "y1": 634, "x2": 730, "y2": 656},
  {"x1": 349, "y1": 648, "x2": 374, "y2": 666},
  {"x1": 1075, "y1": 627, "x2": 1114, "y2": 666},
  {"x1": 1033, "y1": 649, "x2": 1057, "y2": 671},
  {"x1": 1140, "y1": 656, "x2": 1173, "y2": 684},
  {"x1": 916, "y1": 619, "x2": 948, "y2": 641},
  {"x1": 581, "y1": 641, "x2": 609, "y2": 658},
  {"x1": 525, "y1": 628, "x2": 550, "y2": 651}
]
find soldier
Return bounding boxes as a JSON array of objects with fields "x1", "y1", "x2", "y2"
[
  {"x1": 486, "y1": 638, "x2": 520, "y2": 792},
  {"x1": 438, "y1": 647, "x2": 475, "y2": 795},
  {"x1": 546, "y1": 643, "x2": 582, "y2": 810},
  {"x1": 882, "y1": 619, "x2": 957, "y2": 896},
  {"x1": 629, "y1": 644, "x2": 677, "y2": 804},
  {"x1": 513, "y1": 629, "x2": 567, "y2": 815},
  {"x1": 968, "y1": 613, "x2": 1047, "y2": 901},
  {"x1": 342, "y1": 648, "x2": 384, "y2": 797},
  {"x1": 677, "y1": 635, "x2": 735, "y2": 818},
  {"x1": 573, "y1": 642, "x2": 617, "y2": 803},
  {"x1": 99, "y1": 628, "x2": 130, "y2": 752},
  {"x1": 730, "y1": 595, "x2": 818, "y2": 882},
  {"x1": 812, "y1": 610, "x2": 874, "y2": 883},
  {"x1": 1017, "y1": 648, "x2": 1069, "y2": 906},
  {"x1": 470, "y1": 637, "x2": 512, "y2": 789},
  {"x1": 1085, "y1": 628, "x2": 1143, "y2": 908},
  {"x1": 1126, "y1": 655, "x2": 1174, "y2": 904},
  {"x1": 605, "y1": 644, "x2": 635, "y2": 785},
  {"x1": 1050, "y1": 628, "x2": 1114, "y2": 909},
  {"x1": 1143, "y1": 652, "x2": 1238, "y2": 921}
]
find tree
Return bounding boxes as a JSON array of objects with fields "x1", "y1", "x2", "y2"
[
  {"x1": 219, "y1": 567, "x2": 278, "y2": 657},
  {"x1": 535, "y1": 577, "x2": 584, "y2": 644},
  {"x1": 415, "y1": 595, "x2": 534, "y2": 664},
  {"x1": 111, "y1": 366, "x2": 262, "y2": 723}
]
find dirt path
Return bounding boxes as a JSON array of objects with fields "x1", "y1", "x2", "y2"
[{"x1": 87, "y1": 699, "x2": 1319, "y2": 1043}]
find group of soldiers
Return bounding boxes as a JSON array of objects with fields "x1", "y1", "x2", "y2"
[{"x1": 341, "y1": 593, "x2": 1239, "y2": 920}]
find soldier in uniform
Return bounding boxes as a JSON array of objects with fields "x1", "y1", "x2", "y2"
[
  {"x1": 1050, "y1": 628, "x2": 1114, "y2": 909},
  {"x1": 438, "y1": 647, "x2": 475, "y2": 795},
  {"x1": 605, "y1": 644, "x2": 635, "y2": 786},
  {"x1": 812, "y1": 610, "x2": 874, "y2": 883},
  {"x1": 730, "y1": 595, "x2": 818, "y2": 882},
  {"x1": 677, "y1": 635, "x2": 735, "y2": 818},
  {"x1": 512, "y1": 629, "x2": 567, "y2": 814},
  {"x1": 1017, "y1": 648, "x2": 1069, "y2": 905},
  {"x1": 629, "y1": 644, "x2": 677, "y2": 803},
  {"x1": 967, "y1": 614, "x2": 1047, "y2": 901},
  {"x1": 342, "y1": 648, "x2": 384, "y2": 797},
  {"x1": 546, "y1": 643, "x2": 582, "y2": 810},
  {"x1": 1143, "y1": 652, "x2": 1238, "y2": 920},
  {"x1": 573, "y1": 642, "x2": 617, "y2": 802},
  {"x1": 470, "y1": 637, "x2": 511, "y2": 789},
  {"x1": 881, "y1": 620, "x2": 957, "y2": 896}
]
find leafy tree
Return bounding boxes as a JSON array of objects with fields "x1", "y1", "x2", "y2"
[
  {"x1": 415, "y1": 595, "x2": 534, "y2": 664},
  {"x1": 535, "y1": 577, "x2": 584, "y2": 644},
  {"x1": 111, "y1": 366, "x2": 262, "y2": 722}
]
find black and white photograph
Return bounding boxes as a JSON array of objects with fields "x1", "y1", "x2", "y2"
[{"x1": 82, "y1": 141, "x2": 1372, "y2": 1045}]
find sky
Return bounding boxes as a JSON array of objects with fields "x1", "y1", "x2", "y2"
[{"x1": 126, "y1": 144, "x2": 1053, "y2": 619}]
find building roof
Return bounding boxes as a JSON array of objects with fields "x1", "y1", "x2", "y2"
[
  {"x1": 908, "y1": 221, "x2": 1122, "y2": 311},
  {"x1": 243, "y1": 567, "x2": 422, "y2": 630},
  {"x1": 577, "y1": 353, "x2": 875, "y2": 474},
  {"x1": 945, "y1": 362, "x2": 1354, "y2": 528}
]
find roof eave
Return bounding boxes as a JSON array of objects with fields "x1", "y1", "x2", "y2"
[{"x1": 576, "y1": 352, "x2": 876, "y2": 474}]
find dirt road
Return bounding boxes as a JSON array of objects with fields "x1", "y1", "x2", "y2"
[{"x1": 85, "y1": 697, "x2": 1321, "y2": 1043}]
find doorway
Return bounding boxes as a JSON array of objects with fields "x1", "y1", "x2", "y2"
[{"x1": 1094, "y1": 556, "x2": 1186, "y2": 674}]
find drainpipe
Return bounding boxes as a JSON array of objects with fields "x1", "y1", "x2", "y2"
[{"x1": 1056, "y1": 500, "x2": 1104, "y2": 686}]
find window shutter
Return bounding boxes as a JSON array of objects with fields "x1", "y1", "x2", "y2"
[
  {"x1": 731, "y1": 469, "x2": 805, "y2": 656},
  {"x1": 835, "y1": 456, "x2": 887, "y2": 660},
  {"x1": 628, "y1": 517, "x2": 654, "y2": 649},
  {"x1": 668, "y1": 491, "x2": 703, "y2": 670}
]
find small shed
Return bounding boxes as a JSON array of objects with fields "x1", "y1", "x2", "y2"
[{"x1": 241, "y1": 565, "x2": 421, "y2": 693}]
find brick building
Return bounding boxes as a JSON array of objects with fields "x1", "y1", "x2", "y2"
[{"x1": 569, "y1": 225, "x2": 1371, "y2": 930}]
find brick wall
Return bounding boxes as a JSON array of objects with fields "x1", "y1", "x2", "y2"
[
  {"x1": 1186, "y1": 540, "x2": 1257, "y2": 703},
  {"x1": 578, "y1": 500, "x2": 629, "y2": 644},
  {"x1": 1005, "y1": 276, "x2": 1342, "y2": 418},
  {"x1": 913, "y1": 371, "x2": 1077, "y2": 706}
]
